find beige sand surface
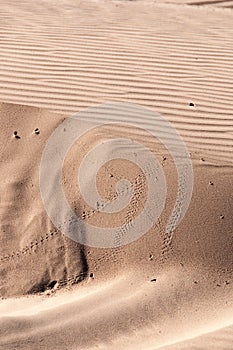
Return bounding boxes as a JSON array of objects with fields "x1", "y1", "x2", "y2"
[{"x1": 0, "y1": 0, "x2": 232, "y2": 349}]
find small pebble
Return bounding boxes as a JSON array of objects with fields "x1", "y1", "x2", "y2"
[
  {"x1": 90, "y1": 273, "x2": 94, "y2": 279},
  {"x1": 189, "y1": 102, "x2": 195, "y2": 107},
  {"x1": 209, "y1": 181, "x2": 214, "y2": 186},
  {"x1": 33, "y1": 128, "x2": 40, "y2": 135},
  {"x1": 220, "y1": 215, "x2": 225, "y2": 220},
  {"x1": 150, "y1": 278, "x2": 157, "y2": 283},
  {"x1": 13, "y1": 131, "x2": 20, "y2": 139}
]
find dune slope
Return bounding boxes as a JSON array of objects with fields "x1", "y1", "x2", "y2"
[{"x1": 0, "y1": 0, "x2": 232, "y2": 349}]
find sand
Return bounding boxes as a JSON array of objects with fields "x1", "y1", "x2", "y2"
[{"x1": 0, "y1": 0, "x2": 232, "y2": 349}]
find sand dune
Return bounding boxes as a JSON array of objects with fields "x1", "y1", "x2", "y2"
[
  {"x1": 161, "y1": 324, "x2": 233, "y2": 349},
  {"x1": 154, "y1": 0, "x2": 233, "y2": 8},
  {"x1": 0, "y1": 0, "x2": 233, "y2": 163},
  {"x1": 0, "y1": 0, "x2": 232, "y2": 349},
  {"x1": 0, "y1": 269, "x2": 233, "y2": 349}
]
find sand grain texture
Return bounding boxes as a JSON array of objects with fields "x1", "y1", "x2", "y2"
[{"x1": 0, "y1": 0, "x2": 232, "y2": 349}]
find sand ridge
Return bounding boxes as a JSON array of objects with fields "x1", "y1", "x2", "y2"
[{"x1": 0, "y1": 0, "x2": 232, "y2": 163}]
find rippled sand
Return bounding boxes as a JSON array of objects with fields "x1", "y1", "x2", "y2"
[{"x1": 0, "y1": 1, "x2": 233, "y2": 349}]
